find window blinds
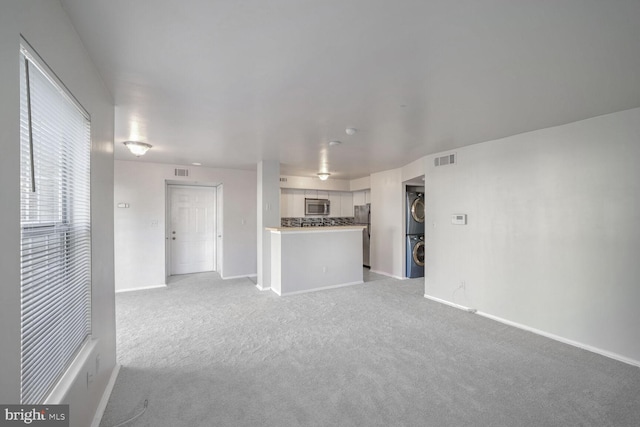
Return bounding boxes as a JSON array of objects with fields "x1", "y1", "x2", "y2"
[{"x1": 19, "y1": 45, "x2": 92, "y2": 404}]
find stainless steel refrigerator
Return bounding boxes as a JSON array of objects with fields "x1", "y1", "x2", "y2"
[{"x1": 354, "y1": 204, "x2": 371, "y2": 268}]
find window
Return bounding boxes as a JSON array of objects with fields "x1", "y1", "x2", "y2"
[{"x1": 19, "y1": 42, "x2": 92, "y2": 404}]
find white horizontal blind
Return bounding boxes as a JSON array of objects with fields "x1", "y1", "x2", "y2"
[{"x1": 19, "y1": 45, "x2": 92, "y2": 404}]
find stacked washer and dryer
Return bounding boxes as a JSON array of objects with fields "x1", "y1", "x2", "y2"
[{"x1": 406, "y1": 190, "x2": 425, "y2": 278}]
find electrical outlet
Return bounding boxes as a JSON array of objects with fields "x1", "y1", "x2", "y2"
[
  {"x1": 322, "y1": 266, "x2": 327, "y2": 273},
  {"x1": 86, "y1": 371, "x2": 94, "y2": 388}
]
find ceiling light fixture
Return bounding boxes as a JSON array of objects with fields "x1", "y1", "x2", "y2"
[
  {"x1": 329, "y1": 140, "x2": 342, "y2": 146},
  {"x1": 192, "y1": 162, "x2": 202, "y2": 166},
  {"x1": 123, "y1": 141, "x2": 152, "y2": 157},
  {"x1": 345, "y1": 128, "x2": 357, "y2": 135},
  {"x1": 317, "y1": 172, "x2": 331, "y2": 181}
]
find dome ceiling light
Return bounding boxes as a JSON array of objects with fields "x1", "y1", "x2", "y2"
[{"x1": 123, "y1": 141, "x2": 152, "y2": 157}]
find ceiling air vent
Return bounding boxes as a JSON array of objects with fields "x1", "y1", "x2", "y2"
[
  {"x1": 434, "y1": 153, "x2": 456, "y2": 167},
  {"x1": 280, "y1": 177, "x2": 288, "y2": 182},
  {"x1": 175, "y1": 168, "x2": 189, "y2": 177}
]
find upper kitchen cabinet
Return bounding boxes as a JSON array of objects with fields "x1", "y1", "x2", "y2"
[
  {"x1": 280, "y1": 189, "x2": 355, "y2": 218},
  {"x1": 328, "y1": 192, "x2": 341, "y2": 217},
  {"x1": 280, "y1": 189, "x2": 305, "y2": 217},
  {"x1": 353, "y1": 190, "x2": 371, "y2": 207},
  {"x1": 280, "y1": 189, "x2": 291, "y2": 217},
  {"x1": 340, "y1": 192, "x2": 353, "y2": 216}
]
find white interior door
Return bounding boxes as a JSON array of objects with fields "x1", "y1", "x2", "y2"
[
  {"x1": 169, "y1": 185, "x2": 216, "y2": 275},
  {"x1": 216, "y1": 184, "x2": 223, "y2": 276}
]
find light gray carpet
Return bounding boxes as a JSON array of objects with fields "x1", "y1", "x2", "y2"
[{"x1": 100, "y1": 272, "x2": 640, "y2": 427}]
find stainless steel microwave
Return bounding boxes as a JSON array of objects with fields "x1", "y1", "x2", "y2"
[{"x1": 305, "y1": 198, "x2": 330, "y2": 216}]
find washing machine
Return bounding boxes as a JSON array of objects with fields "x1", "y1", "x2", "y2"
[
  {"x1": 406, "y1": 234, "x2": 425, "y2": 278},
  {"x1": 406, "y1": 191, "x2": 425, "y2": 235}
]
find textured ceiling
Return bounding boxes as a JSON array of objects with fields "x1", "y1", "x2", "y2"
[{"x1": 60, "y1": 0, "x2": 640, "y2": 179}]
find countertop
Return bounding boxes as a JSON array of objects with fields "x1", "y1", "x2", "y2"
[{"x1": 266, "y1": 225, "x2": 366, "y2": 233}]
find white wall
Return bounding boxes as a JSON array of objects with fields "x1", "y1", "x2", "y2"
[
  {"x1": 350, "y1": 175, "x2": 371, "y2": 191},
  {"x1": 401, "y1": 158, "x2": 425, "y2": 183},
  {"x1": 114, "y1": 160, "x2": 257, "y2": 290},
  {"x1": 369, "y1": 168, "x2": 405, "y2": 278},
  {"x1": 0, "y1": 2, "x2": 116, "y2": 425},
  {"x1": 424, "y1": 107, "x2": 640, "y2": 364},
  {"x1": 257, "y1": 160, "x2": 280, "y2": 289},
  {"x1": 281, "y1": 175, "x2": 350, "y2": 191}
]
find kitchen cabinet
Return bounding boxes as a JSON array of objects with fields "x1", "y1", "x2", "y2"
[
  {"x1": 340, "y1": 192, "x2": 353, "y2": 216},
  {"x1": 328, "y1": 192, "x2": 341, "y2": 217},
  {"x1": 280, "y1": 189, "x2": 291, "y2": 217},
  {"x1": 291, "y1": 189, "x2": 305, "y2": 217},
  {"x1": 280, "y1": 189, "x2": 305, "y2": 217},
  {"x1": 353, "y1": 191, "x2": 366, "y2": 206},
  {"x1": 281, "y1": 189, "x2": 358, "y2": 218},
  {"x1": 352, "y1": 190, "x2": 370, "y2": 208}
]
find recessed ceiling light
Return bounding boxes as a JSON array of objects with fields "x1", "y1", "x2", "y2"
[
  {"x1": 345, "y1": 128, "x2": 357, "y2": 135},
  {"x1": 329, "y1": 140, "x2": 342, "y2": 146},
  {"x1": 317, "y1": 172, "x2": 331, "y2": 181},
  {"x1": 192, "y1": 162, "x2": 202, "y2": 166}
]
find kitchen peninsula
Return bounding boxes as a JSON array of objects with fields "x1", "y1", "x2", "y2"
[{"x1": 267, "y1": 225, "x2": 365, "y2": 296}]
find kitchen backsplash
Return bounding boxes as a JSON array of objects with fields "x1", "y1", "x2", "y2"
[{"x1": 281, "y1": 217, "x2": 355, "y2": 227}]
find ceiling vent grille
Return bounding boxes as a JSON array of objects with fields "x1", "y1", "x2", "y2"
[
  {"x1": 280, "y1": 177, "x2": 288, "y2": 182},
  {"x1": 434, "y1": 153, "x2": 456, "y2": 167},
  {"x1": 175, "y1": 168, "x2": 189, "y2": 177}
]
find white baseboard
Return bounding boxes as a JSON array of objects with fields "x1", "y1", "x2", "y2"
[
  {"x1": 424, "y1": 294, "x2": 640, "y2": 368},
  {"x1": 278, "y1": 280, "x2": 363, "y2": 297},
  {"x1": 116, "y1": 284, "x2": 167, "y2": 293},
  {"x1": 91, "y1": 363, "x2": 121, "y2": 427},
  {"x1": 477, "y1": 311, "x2": 640, "y2": 368},
  {"x1": 423, "y1": 294, "x2": 475, "y2": 312},
  {"x1": 256, "y1": 284, "x2": 271, "y2": 291},
  {"x1": 223, "y1": 273, "x2": 257, "y2": 280},
  {"x1": 369, "y1": 270, "x2": 406, "y2": 280}
]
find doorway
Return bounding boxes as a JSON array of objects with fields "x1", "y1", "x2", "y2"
[{"x1": 167, "y1": 184, "x2": 217, "y2": 275}]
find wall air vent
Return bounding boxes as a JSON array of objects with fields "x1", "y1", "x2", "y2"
[
  {"x1": 280, "y1": 177, "x2": 288, "y2": 182},
  {"x1": 175, "y1": 168, "x2": 189, "y2": 177},
  {"x1": 434, "y1": 153, "x2": 456, "y2": 167}
]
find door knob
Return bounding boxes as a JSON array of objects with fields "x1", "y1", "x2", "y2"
[{"x1": 172, "y1": 237, "x2": 176, "y2": 240}]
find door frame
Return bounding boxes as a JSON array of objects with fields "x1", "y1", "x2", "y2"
[{"x1": 164, "y1": 180, "x2": 222, "y2": 281}]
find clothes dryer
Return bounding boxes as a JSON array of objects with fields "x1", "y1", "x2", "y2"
[{"x1": 406, "y1": 191, "x2": 425, "y2": 235}]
